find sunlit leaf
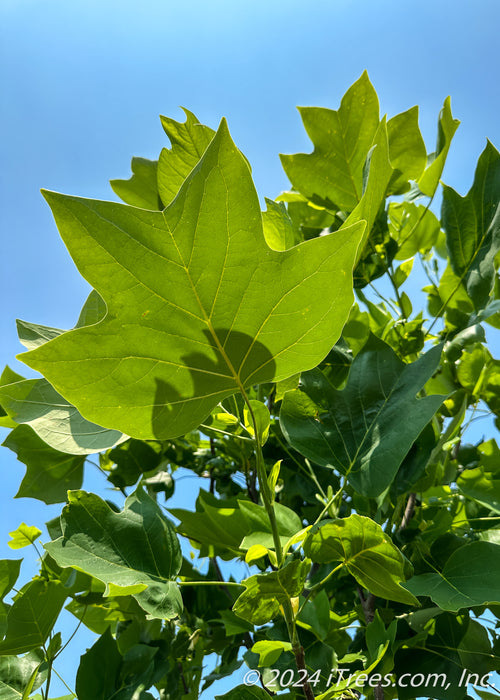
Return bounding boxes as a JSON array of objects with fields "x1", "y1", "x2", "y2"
[{"x1": 20, "y1": 122, "x2": 365, "y2": 440}]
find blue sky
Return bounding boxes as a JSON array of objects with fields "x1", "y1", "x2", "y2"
[{"x1": 1, "y1": 0, "x2": 499, "y2": 696}]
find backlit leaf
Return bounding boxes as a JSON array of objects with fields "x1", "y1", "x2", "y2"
[
  {"x1": 20, "y1": 121, "x2": 365, "y2": 440},
  {"x1": 280, "y1": 71, "x2": 379, "y2": 209},
  {"x1": 418, "y1": 97, "x2": 460, "y2": 197}
]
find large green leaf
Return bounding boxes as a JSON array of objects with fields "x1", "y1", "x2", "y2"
[
  {"x1": 457, "y1": 466, "x2": 500, "y2": 514},
  {"x1": 157, "y1": 108, "x2": 215, "y2": 207},
  {"x1": 0, "y1": 579, "x2": 66, "y2": 655},
  {"x1": 280, "y1": 71, "x2": 379, "y2": 209},
  {"x1": 45, "y1": 488, "x2": 183, "y2": 619},
  {"x1": 3, "y1": 425, "x2": 84, "y2": 504},
  {"x1": 405, "y1": 541, "x2": 500, "y2": 611},
  {"x1": 110, "y1": 157, "x2": 162, "y2": 210},
  {"x1": 280, "y1": 335, "x2": 445, "y2": 496},
  {"x1": 303, "y1": 515, "x2": 418, "y2": 605},
  {"x1": 0, "y1": 650, "x2": 46, "y2": 700},
  {"x1": 19, "y1": 121, "x2": 365, "y2": 440},
  {"x1": 418, "y1": 97, "x2": 460, "y2": 197},
  {"x1": 442, "y1": 140, "x2": 500, "y2": 309}
]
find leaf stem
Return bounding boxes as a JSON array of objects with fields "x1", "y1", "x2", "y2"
[{"x1": 242, "y1": 391, "x2": 315, "y2": 700}]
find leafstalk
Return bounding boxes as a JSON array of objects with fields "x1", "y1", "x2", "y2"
[{"x1": 242, "y1": 391, "x2": 316, "y2": 700}]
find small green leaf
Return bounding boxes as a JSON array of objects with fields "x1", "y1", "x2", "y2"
[
  {"x1": 405, "y1": 541, "x2": 500, "y2": 611},
  {"x1": 233, "y1": 559, "x2": 310, "y2": 625},
  {"x1": 262, "y1": 198, "x2": 298, "y2": 251},
  {"x1": 267, "y1": 460, "x2": 281, "y2": 502},
  {"x1": 388, "y1": 202, "x2": 440, "y2": 260},
  {"x1": 110, "y1": 157, "x2": 162, "y2": 210},
  {"x1": 7, "y1": 524, "x2": 41, "y2": 550},
  {"x1": 280, "y1": 71, "x2": 380, "y2": 209},
  {"x1": 3, "y1": 425, "x2": 84, "y2": 504},
  {"x1": 20, "y1": 121, "x2": 365, "y2": 441},
  {"x1": 45, "y1": 488, "x2": 182, "y2": 620},
  {"x1": 303, "y1": 514, "x2": 418, "y2": 605},
  {"x1": 280, "y1": 335, "x2": 445, "y2": 496},
  {"x1": 251, "y1": 640, "x2": 292, "y2": 667},
  {"x1": 418, "y1": 96, "x2": 460, "y2": 197},
  {"x1": 0, "y1": 579, "x2": 67, "y2": 655},
  {"x1": 243, "y1": 400, "x2": 270, "y2": 446}
]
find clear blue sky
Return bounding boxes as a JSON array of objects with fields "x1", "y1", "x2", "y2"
[{"x1": 1, "y1": 0, "x2": 499, "y2": 696}]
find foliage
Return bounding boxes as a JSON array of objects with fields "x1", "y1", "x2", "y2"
[{"x1": 1, "y1": 72, "x2": 500, "y2": 699}]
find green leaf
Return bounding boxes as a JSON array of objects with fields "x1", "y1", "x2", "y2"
[
  {"x1": 45, "y1": 488, "x2": 182, "y2": 619},
  {"x1": 342, "y1": 117, "x2": 395, "y2": 259},
  {"x1": 386, "y1": 106, "x2": 427, "y2": 193},
  {"x1": 303, "y1": 515, "x2": 418, "y2": 605},
  {"x1": 457, "y1": 466, "x2": 500, "y2": 514},
  {"x1": 442, "y1": 140, "x2": 500, "y2": 309},
  {"x1": 110, "y1": 157, "x2": 162, "y2": 210},
  {"x1": 418, "y1": 96, "x2": 460, "y2": 197},
  {"x1": 233, "y1": 559, "x2": 310, "y2": 625},
  {"x1": 3, "y1": 425, "x2": 84, "y2": 504},
  {"x1": 405, "y1": 541, "x2": 500, "y2": 611},
  {"x1": 243, "y1": 400, "x2": 270, "y2": 446},
  {"x1": 251, "y1": 640, "x2": 292, "y2": 667},
  {"x1": 262, "y1": 198, "x2": 298, "y2": 251},
  {"x1": 157, "y1": 108, "x2": 215, "y2": 207},
  {"x1": 280, "y1": 71, "x2": 380, "y2": 209},
  {"x1": 280, "y1": 335, "x2": 444, "y2": 496},
  {"x1": 20, "y1": 121, "x2": 365, "y2": 440},
  {"x1": 388, "y1": 202, "x2": 440, "y2": 260},
  {"x1": 0, "y1": 650, "x2": 46, "y2": 700},
  {"x1": 0, "y1": 378, "x2": 126, "y2": 456},
  {"x1": 0, "y1": 560, "x2": 22, "y2": 639},
  {"x1": 0, "y1": 579, "x2": 66, "y2": 655},
  {"x1": 106, "y1": 439, "x2": 162, "y2": 488},
  {"x1": 7, "y1": 524, "x2": 41, "y2": 550},
  {"x1": 75, "y1": 629, "x2": 122, "y2": 700}
]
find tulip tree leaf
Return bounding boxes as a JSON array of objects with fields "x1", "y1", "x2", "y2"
[
  {"x1": 0, "y1": 649, "x2": 46, "y2": 700},
  {"x1": 280, "y1": 335, "x2": 445, "y2": 496},
  {"x1": 7, "y1": 524, "x2": 42, "y2": 551},
  {"x1": 75, "y1": 629, "x2": 122, "y2": 700},
  {"x1": 110, "y1": 157, "x2": 162, "y2": 211},
  {"x1": 405, "y1": 541, "x2": 500, "y2": 612},
  {"x1": 442, "y1": 140, "x2": 500, "y2": 309},
  {"x1": 0, "y1": 579, "x2": 67, "y2": 655},
  {"x1": 386, "y1": 106, "x2": 427, "y2": 194},
  {"x1": 3, "y1": 425, "x2": 84, "y2": 504},
  {"x1": 0, "y1": 378, "x2": 126, "y2": 456},
  {"x1": 280, "y1": 71, "x2": 380, "y2": 210},
  {"x1": 233, "y1": 559, "x2": 310, "y2": 625},
  {"x1": 45, "y1": 488, "x2": 183, "y2": 620},
  {"x1": 303, "y1": 515, "x2": 418, "y2": 605},
  {"x1": 19, "y1": 121, "x2": 365, "y2": 440},
  {"x1": 157, "y1": 108, "x2": 215, "y2": 207},
  {"x1": 418, "y1": 97, "x2": 460, "y2": 197}
]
